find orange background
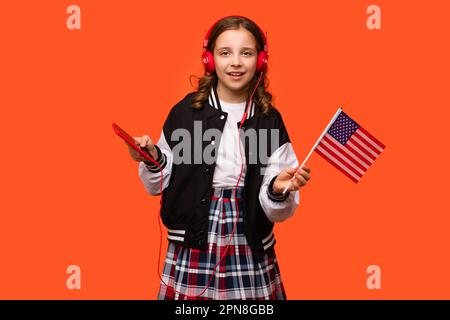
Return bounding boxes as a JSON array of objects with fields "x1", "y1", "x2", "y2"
[{"x1": 1, "y1": 0, "x2": 449, "y2": 299}]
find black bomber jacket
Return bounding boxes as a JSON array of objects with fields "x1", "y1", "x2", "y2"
[{"x1": 138, "y1": 84, "x2": 300, "y2": 261}]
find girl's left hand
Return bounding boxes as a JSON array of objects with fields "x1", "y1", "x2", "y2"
[{"x1": 273, "y1": 166, "x2": 311, "y2": 193}]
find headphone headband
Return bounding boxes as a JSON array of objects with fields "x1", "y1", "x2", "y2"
[{"x1": 202, "y1": 15, "x2": 269, "y2": 53}]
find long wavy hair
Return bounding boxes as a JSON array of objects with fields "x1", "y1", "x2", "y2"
[{"x1": 190, "y1": 16, "x2": 274, "y2": 115}]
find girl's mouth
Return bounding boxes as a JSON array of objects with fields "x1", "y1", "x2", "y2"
[{"x1": 227, "y1": 72, "x2": 245, "y2": 80}]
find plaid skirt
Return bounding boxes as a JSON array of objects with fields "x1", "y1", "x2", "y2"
[{"x1": 157, "y1": 187, "x2": 286, "y2": 300}]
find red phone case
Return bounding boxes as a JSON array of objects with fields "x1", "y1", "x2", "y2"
[{"x1": 112, "y1": 122, "x2": 156, "y2": 164}]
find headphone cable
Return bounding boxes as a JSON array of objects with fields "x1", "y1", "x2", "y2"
[{"x1": 149, "y1": 71, "x2": 264, "y2": 299}]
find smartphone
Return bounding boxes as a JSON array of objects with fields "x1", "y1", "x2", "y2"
[{"x1": 112, "y1": 122, "x2": 156, "y2": 164}]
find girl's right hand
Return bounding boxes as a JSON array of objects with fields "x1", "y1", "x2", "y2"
[{"x1": 126, "y1": 135, "x2": 158, "y2": 163}]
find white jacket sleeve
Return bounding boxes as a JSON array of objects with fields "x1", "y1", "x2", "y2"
[
  {"x1": 138, "y1": 129, "x2": 173, "y2": 196},
  {"x1": 259, "y1": 142, "x2": 300, "y2": 223}
]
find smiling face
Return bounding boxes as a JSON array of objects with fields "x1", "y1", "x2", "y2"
[{"x1": 213, "y1": 27, "x2": 258, "y2": 103}]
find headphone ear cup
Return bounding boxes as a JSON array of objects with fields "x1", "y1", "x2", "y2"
[
  {"x1": 201, "y1": 51, "x2": 215, "y2": 74},
  {"x1": 256, "y1": 51, "x2": 268, "y2": 73}
]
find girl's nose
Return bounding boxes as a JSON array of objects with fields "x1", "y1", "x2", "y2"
[{"x1": 231, "y1": 54, "x2": 241, "y2": 66}]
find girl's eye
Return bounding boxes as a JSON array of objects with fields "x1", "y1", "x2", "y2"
[{"x1": 219, "y1": 51, "x2": 254, "y2": 56}]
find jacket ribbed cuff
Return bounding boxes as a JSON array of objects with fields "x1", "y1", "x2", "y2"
[
  {"x1": 267, "y1": 175, "x2": 290, "y2": 202},
  {"x1": 144, "y1": 145, "x2": 167, "y2": 173}
]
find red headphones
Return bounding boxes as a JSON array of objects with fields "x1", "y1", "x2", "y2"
[{"x1": 201, "y1": 15, "x2": 269, "y2": 74}]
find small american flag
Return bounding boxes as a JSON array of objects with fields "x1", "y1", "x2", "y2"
[{"x1": 315, "y1": 110, "x2": 385, "y2": 183}]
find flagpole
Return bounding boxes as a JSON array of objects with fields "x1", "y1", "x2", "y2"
[{"x1": 282, "y1": 106, "x2": 343, "y2": 194}]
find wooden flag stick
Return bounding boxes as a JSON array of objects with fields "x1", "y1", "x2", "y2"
[{"x1": 282, "y1": 106, "x2": 343, "y2": 194}]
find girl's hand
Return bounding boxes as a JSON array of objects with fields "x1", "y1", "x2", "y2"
[
  {"x1": 126, "y1": 135, "x2": 158, "y2": 163},
  {"x1": 273, "y1": 166, "x2": 311, "y2": 193}
]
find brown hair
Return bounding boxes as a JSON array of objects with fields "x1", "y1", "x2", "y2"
[{"x1": 190, "y1": 16, "x2": 274, "y2": 115}]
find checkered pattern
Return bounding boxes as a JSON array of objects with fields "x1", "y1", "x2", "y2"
[{"x1": 157, "y1": 187, "x2": 286, "y2": 300}]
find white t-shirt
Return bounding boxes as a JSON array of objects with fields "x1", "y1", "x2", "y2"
[{"x1": 212, "y1": 99, "x2": 247, "y2": 188}]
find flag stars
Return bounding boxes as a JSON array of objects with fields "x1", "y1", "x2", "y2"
[{"x1": 328, "y1": 112, "x2": 360, "y2": 144}]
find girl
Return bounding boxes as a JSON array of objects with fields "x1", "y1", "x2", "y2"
[{"x1": 126, "y1": 16, "x2": 311, "y2": 300}]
